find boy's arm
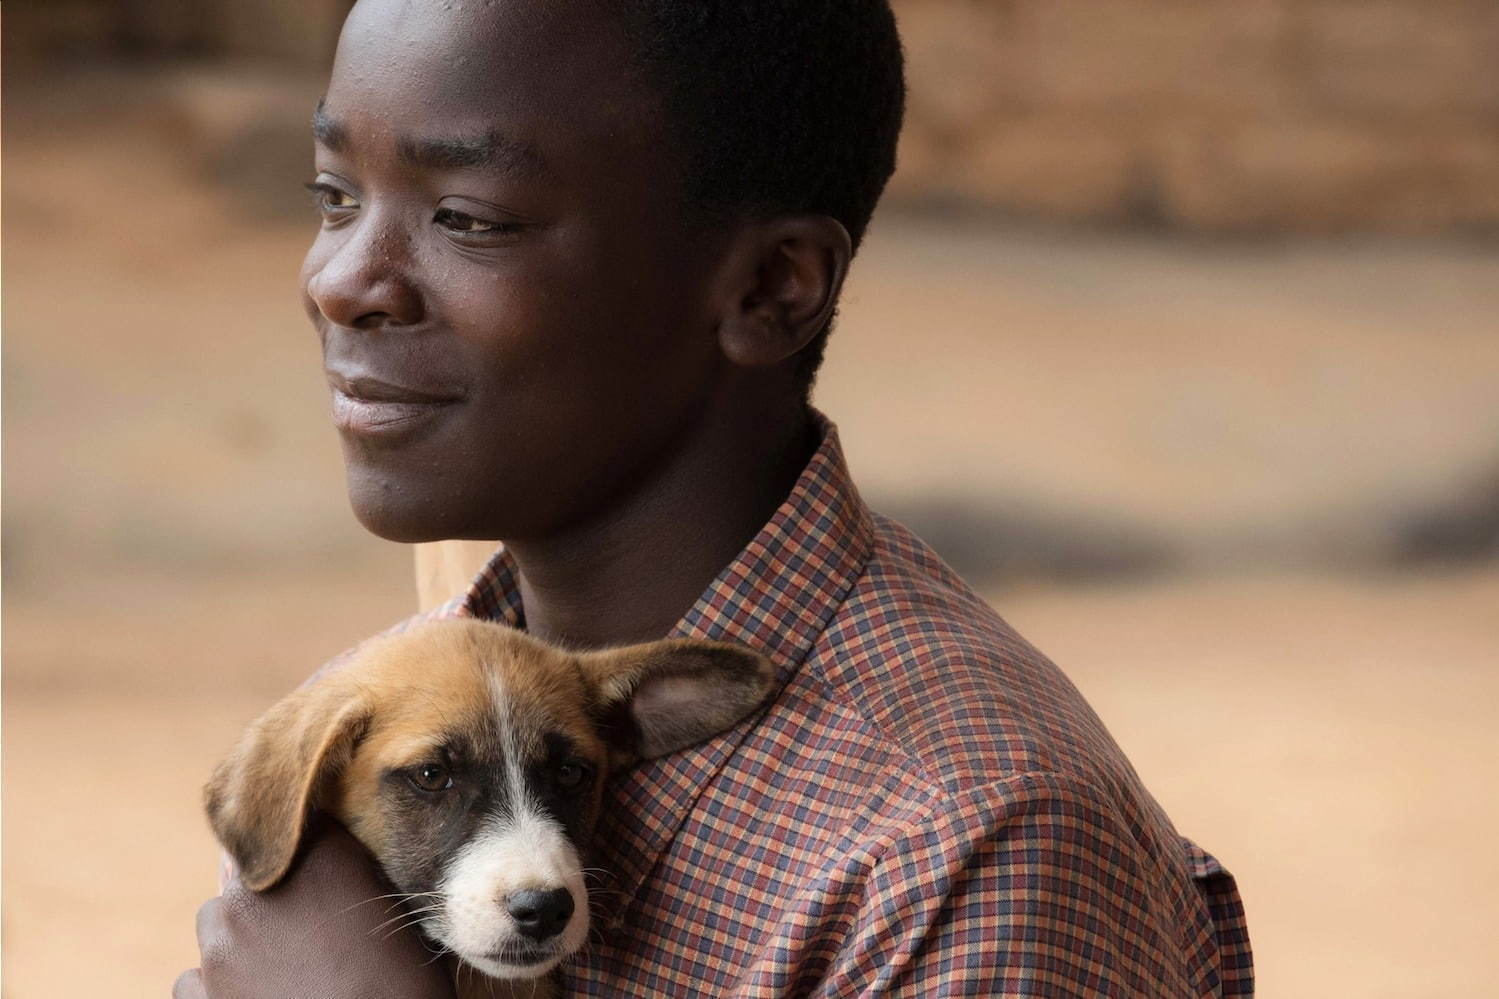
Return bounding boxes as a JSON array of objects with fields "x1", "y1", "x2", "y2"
[{"x1": 809, "y1": 774, "x2": 1233, "y2": 998}]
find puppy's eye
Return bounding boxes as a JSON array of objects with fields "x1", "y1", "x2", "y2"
[
  {"x1": 409, "y1": 763, "x2": 453, "y2": 792},
  {"x1": 556, "y1": 760, "x2": 593, "y2": 791}
]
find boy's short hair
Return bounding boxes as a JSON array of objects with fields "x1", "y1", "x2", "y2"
[{"x1": 622, "y1": 1, "x2": 907, "y2": 388}]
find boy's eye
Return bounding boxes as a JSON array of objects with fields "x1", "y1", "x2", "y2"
[
  {"x1": 434, "y1": 208, "x2": 489, "y2": 232},
  {"x1": 433, "y1": 207, "x2": 515, "y2": 236},
  {"x1": 303, "y1": 181, "x2": 359, "y2": 218}
]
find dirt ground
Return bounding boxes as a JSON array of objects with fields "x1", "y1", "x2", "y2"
[{"x1": 4, "y1": 67, "x2": 1498, "y2": 997}]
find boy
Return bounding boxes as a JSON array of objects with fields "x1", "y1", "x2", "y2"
[{"x1": 179, "y1": 0, "x2": 1252, "y2": 995}]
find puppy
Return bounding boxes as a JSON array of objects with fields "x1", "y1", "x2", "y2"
[{"x1": 206, "y1": 618, "x2": 774, "y2": 999}]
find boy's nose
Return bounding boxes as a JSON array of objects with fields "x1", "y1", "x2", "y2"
[
  {"x1": 505, "y1": 887, "x2": 575, "y2": 941},
  {"x1": 304, "y1": 222, "x2": 423, "y2": 330}
]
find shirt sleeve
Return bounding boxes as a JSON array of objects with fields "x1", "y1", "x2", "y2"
[{"x1": 815, "y1": 773, "x2": 1227, "y2": 998}]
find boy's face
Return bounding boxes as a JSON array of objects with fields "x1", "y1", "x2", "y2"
[{"x1": 302, "y1": 0, "x2": 729, "y2": 542}]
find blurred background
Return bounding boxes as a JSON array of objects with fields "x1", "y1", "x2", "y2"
[{"x1": 4, "y1": 2, "x2": 1497, "y2": 996}]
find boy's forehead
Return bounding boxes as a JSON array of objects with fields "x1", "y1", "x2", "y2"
[
  {"x1": 326, "y1": 0, "x2": 655, "y2": 167},
  {"x1": 335, "y1": 0, "x2": 622, "y2": 104},
  {"x1": 344, "y1": 0, "x2": 547, "y2": 49}
]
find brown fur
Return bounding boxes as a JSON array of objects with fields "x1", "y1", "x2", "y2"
[{"x1": 206, "y1": 619, "x2": 773, "y2": 998}]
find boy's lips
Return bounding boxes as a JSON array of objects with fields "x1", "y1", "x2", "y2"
[{"x1": 326, "y1": 372, "x2": 463, "y2": 438}]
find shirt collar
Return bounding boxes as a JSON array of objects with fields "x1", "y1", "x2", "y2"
[
  {"x1": 458, "y1": 412, "x2": 871, "y2": 667},
  {"x1": 454, "y1": 413, "x2": 874, "y2": 923}
]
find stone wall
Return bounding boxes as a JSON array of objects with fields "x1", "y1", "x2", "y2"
[
  {"x1": 10, "y1": 0, "x2": 1497, "y2": 234},
  {"x1": 891, "y1": 0, "x2": 1499, "y2": 232},
  {"x1": 2, "y1": 0, "x2": 347, "y2": 66}
]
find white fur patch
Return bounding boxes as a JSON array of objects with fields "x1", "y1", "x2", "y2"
[
  {"x1": 437, "y1": 810, "x2": 588, "y2": 978},
  {"x1": 431, "y1": 674, "x2": 589, "y2": 979}
]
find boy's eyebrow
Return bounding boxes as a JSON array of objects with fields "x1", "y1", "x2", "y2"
[
  {"x1": 311, "y1": 98, "x2": 548, "y2": 179},
  {"x1": 312, "y1": 99, "x2": 348, "y2": 152},
  {"x1": 397, "y1": 131, "x2": 549, "y2": 178}
]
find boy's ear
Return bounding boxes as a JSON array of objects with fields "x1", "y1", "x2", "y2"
[
  {"x1": 578, "y1": 639, "x2": 775, "y2": 765},
  {"x1": 204, "y1": 679, "x2": 370, "y2": 892},
  {"x1": 714, "y1": 215, "x2": 851, "y2": 370}
]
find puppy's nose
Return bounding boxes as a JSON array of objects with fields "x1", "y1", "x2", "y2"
[{"x1": 505, "y1": 888, "x2": 575, "y2": 941}]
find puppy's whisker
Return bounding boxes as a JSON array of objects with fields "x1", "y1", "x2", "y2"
[
  {"x1": 338, "y1": 893, "x2": 416, "y2": 916},
  {"x1": 379, "y1": 894, "x2": 446, "y2": 916},
  {"x1": 583, "y1": 888, "x2": 624, "y2": 903},
  {"x1": 568, "y1": 866, "x2": 611, "y2": 884},
  {"x1": 371, "y1": 901, "x2": 446, "y2": 923},
  {"x1": 372, "y1": 904, "x2": 446, "y2": 928},
  {"x1": 367, "y1": 890, "x2": 445, "y2": 899},
  {"x1": 373, "y1": 917, "x2": 438, "y2": 940},
  {"x1": 339, "y1": 890, "x2": 445, "y2": 918},
  {"x1": 369, "y1": 906, "x2": 445, "y2": 937},
  {"x1": 415, "y1": 927, "x2": 451, "y2": 959},
  {"x1": 379, "y1": 913, "x2": 441, "y2": 941}
]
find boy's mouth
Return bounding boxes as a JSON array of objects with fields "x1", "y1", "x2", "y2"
[{"x1": 326, "y1": 372, "x2": 462, "y2": 438}]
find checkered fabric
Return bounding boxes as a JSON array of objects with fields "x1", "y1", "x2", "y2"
[{"x1": 439, "y1": 418, "x2": 1252, "y2": 997}]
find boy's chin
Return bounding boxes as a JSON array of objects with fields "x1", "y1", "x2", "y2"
[
  {"x1": 349, "y1": 498, "x2": 452, "y2": 544},
  {"x1": 344, "y1": 472, "x2": 472, "y2": 545}
]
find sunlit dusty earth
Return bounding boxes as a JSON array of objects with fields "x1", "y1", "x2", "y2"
[{"x1": 4, "y1": 67, "x2": 1498, "y2": 998}]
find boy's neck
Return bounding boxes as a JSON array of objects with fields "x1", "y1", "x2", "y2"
[{"x1": 503, "y1": 395, "x2": 818, "y2": 650}]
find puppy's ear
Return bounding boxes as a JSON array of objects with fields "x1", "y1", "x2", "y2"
[
  {"x1": 204, "y1": 679, "x2": 370, "y2": 891},
  {"x1": 579, "y1": 639, "x2": 774, "y2": 764}
]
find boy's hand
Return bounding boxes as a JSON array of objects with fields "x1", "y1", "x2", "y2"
[{"x1": 174, "y1": 819, "x2": 456, "y2": 999}]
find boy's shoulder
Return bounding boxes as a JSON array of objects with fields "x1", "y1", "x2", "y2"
[{"x1": 804, "y1": 509, "x2": 1146, "y2": 803}]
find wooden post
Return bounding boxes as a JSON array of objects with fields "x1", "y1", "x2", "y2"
[{"x1": 414, "y1": 540, "x2": 501, "y2": 613}]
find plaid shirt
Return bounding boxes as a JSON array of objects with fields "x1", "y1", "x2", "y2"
[{"x1": 430, "y1": 418, "x2": 1252, "y2": 997}]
